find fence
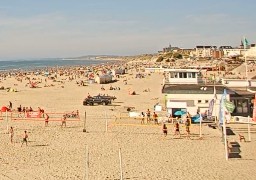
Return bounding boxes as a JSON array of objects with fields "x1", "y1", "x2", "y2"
[{"x1": 4, "y1": 111, "x2": 80, "y2": 122}]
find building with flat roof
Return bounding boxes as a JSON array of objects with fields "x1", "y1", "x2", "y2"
[{"x1": 162, "y1": 69, "x2": 255, "y2": 118}]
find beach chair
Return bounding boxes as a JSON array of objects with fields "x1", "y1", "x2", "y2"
[{"x1": 239, "y1": 134, "x2": 246, "y2": 142}]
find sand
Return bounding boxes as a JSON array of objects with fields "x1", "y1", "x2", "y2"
[{"x1": 0, "y1": 61, "x2": 256, "y2": 180}]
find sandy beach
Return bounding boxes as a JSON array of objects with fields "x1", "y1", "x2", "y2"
[{"x1": 1, "y1": 60, "x2": 256, "y2": 180}]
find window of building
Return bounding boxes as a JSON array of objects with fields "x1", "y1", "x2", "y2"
[
  {"x1": 198, "y1": 100, "x2": 202, "y2": 103},
  {"x1": 235, "y1": 99, "x2": 248, "y2": 113},
  {"x1": 192, "y1": 72, "x2": 196, "y2": 78},
  {"x1": 170, "y1": 72, "x2": 178, "y2": 78},
  {"x1": 205, "y1": 100, "x2": 209, "y2": 103},
  {"x1": 187, "y1": 72, "x2": 192, "y2": 78}
]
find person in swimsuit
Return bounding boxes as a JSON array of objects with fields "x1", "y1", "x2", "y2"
[
  {"x1": 146, "y1": 109, "x2": 151, "y2": 123},
  {"x1": 141, "y1": 112, "x2": 145, "y2": 124},
  {"x1": 185, "y1": 119, "x2": 191, "y2": 139},
  {"x1": 153, "y1": 112, "x2": 158, "y2": 125},
  {"x1": 174, "y1": 122, "x2": 181, "y2": 138},
  {"x1": 163, "y1": 124, "x2": 168, "y2": 137},
  {"x1": 61, "y1": 115, "x2": 67, "y2": 128},
  {"x1": 10, "y1": 126, "x2": 14, "y2": 143},
  {"x1": 45, "y1": 113, "x2": 49, "y2": 127},
  {"x1": 21, "y1": 130, "x2": 28, "y2": 147}
]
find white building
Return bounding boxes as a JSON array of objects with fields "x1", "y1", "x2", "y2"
[
  {"x1": 246, "y1": 46, "x2": 256, "y2": 59},
  {"x1": 162, "y1": 69, "x2": 230, "y2": 116},
  {"x1": 221, "y1": 48, "x2": 245, "y2": 58},
  {"x1": 162, "y1": 69, "x2": 255, "y2": 118},
  {"x1": 195, "y1": 46, "x2": 217, "y2": 58},
  {"x1": 163, "y1": 69, "x2": 203, "y2": 84}
]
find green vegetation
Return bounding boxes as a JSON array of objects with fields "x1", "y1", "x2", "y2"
[
  {"x1": 156, "y1": 56, "x2": 164, "y2": 62},
  {"x1": 173, "y1": 53, "x2": 183, "y2": 59}
]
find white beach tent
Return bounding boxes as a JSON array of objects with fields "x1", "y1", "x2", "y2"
[
  {"x1": 95, "y1": 74, "x2": 112, "y2": 84},
  {"x1": 228, "y1": 52, "x2": 240, "y2": 57},
  {"x1": 111, "y1": 69, "x2": 125, "y2": 76}
]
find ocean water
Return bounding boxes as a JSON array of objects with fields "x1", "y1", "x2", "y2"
[{"x1": 0, "y1": 58, "x2": 112, "y2": 71}]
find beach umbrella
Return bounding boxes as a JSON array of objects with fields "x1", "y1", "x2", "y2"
[
  {"x1": 191, "y1": 114, "x2": 200, "y2": 123},
  {"x1": 1, "y1": 106, "x2": 9, "y2": 112},
  {"x1": 174, "y1": 110, "x2": 186, "y2": 116}
]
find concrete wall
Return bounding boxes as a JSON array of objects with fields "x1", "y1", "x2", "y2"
[
  {"x1": 165, "y1": 93, "x2": 229, "y2": 117},
  {"x1": 222, "y1": 79, "x2": 256, "y2": 87}
]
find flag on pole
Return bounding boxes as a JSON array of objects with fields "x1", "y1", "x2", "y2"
[
  {"x1": 244, "y1": 38, "x2": 249, "y2": 46},
  {"x1": 208, "y1": 99, "x2": 214, "y2": 118},
  {"x1": 219, "y1": 89, "x2": 227, "y2": 124},
  {"x1": 224, "y1": 99, "x2": 235, "y2": 113},
  {"x1": 213, "y1": 85, "x2": 217, "y2": 100},
  {"x1": 243, "y1": 37, "x2": 249, "y2": 48}
]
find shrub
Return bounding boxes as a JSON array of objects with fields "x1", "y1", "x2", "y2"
[{"x1": 156, "y1": 56, "x2": 164, "y2": 62}]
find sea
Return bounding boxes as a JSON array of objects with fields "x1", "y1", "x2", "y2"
[{"x1": 0, "y1": 58, "x2": 113, "y2": 72}]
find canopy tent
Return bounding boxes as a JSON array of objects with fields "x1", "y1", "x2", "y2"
[{"x1": 1, "y1": 106, "x2": 10, "y2": 112}]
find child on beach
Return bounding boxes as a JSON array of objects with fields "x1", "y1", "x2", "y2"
[
  {"x1": 21, "y1": 131, "x2": 28, "y2": 147},
  {"x1": 163, "y1": 124, "x2": 168, "y2": 137},
  {"x1": 61, "y1": 115, "x2": 67, "y2": 128},
  {"x1": 45, "y1": 113, "x2": 49, "y2": 127}
]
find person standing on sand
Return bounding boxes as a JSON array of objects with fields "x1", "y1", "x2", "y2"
[
  {"x1": 185, "y1": 118, "x2": 191, "y2": 139},
  {"x1": 146, "y1": 109, "x2": 151, "y2": 123},
  {"x1": 9, "y1": 101, "x2": 12, "y2": 109},
  {"x1": 174, "y1": 122, "x2": 181, "y2": 138},
  {"x1": 141, "y1": 112, "x2": 145, "y2": 124},
  {"x1": 9, "y1": 126, "x2": 14, "y2": 143},
  {"x1": 153, "y1": 112, "x2": 158, "y2": 125},
  {"x1": 61, "y1": 114, "x2": 67, "y2": 128},
  {"x1": 45, "y1": 113, "x2": 49, "y2": 127},
  {"x1": 163, "y1": 124, "x2": 168, "y2": 137},
  {"x1": 21, "y1": 131, "x2": 28, "y2": 147}
]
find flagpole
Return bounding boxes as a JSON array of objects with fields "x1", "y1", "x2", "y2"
[
  {"x1": 199, "y1": 114, "x2": 202, "y2": 138},
  {"x1": 247, "y1": 115, "x2": 251, "y2": 142},
  {"x1": 223, "y1": 102, "x2": 229, "y2": 160},
  {"x1": 220, "y1": 89, "x2": 228, "y2": 160},
  {"x1": 213, "y1": 79, "x2": 217, "y2": 124},
  {"x1": 244, "y1": 37, "x2": 249, "y2": 88}
]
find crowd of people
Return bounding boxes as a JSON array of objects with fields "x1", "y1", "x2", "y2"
[{"x1": 139, "y1": 109, "x2": 192, "y2": 139}]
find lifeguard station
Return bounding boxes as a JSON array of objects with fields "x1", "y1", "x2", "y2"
[{"x1": 162, "y1": 68, "x2": 230, "y2": 119}]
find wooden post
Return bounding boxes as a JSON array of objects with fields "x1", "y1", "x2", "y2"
[
  {"x1": 119, "y1": 148, "x2": 123, "y2": 180},
  {"x1": 6, "y1": 110, "x2": 9, "y2": 132},
  {"x1": 199, "y1": 114, "x2": 202, "y2": 139},
  {"x1": 105, "y1": 111, "x2": 108, "y2": 133},
  {"x1": 248, "y1": 115, "x2": 251, "y2": 142},
  {"x1": 83, "y1": 111, "x2": 87, "y2": 132},
  {"x1": 85, "y1": 145, "x2": 89, "y2": 180},
  {"x1": 223, "y1": 112, "x2": 228, "y2": 160}
]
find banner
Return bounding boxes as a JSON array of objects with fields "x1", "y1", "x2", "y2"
[
  {"x1": 253, "y1": 94, "x2": 256, "y2": 122},
  {"x1": 224, "y1": 99, "x2": 235, "y2": 113},
  {"x1": 26, "y1": 111, "x2": 42, "y2": 118},
  {"x1": 219, "y1": 89, "x2": 227, "y2": 124},
  {"x1": 208, "y1": 99, "x2": 214, "y2": 118}
]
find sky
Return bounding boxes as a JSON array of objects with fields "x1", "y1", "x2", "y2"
[{"x1": 0, "y1": 0, "x2": 255, "y2": 59}]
